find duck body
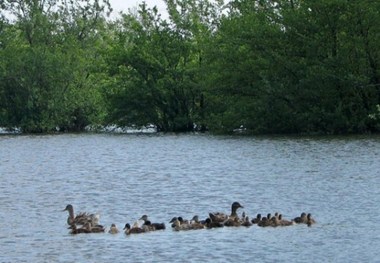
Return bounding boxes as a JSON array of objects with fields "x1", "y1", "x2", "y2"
[
  {"x1": 139, "y1": 215, "x2": 166, "y2": 231},
  {"x1": 123, "y1": 223, "x2": 146, "y2": 235},
  {"x1": 209, "y1": 201, "x2": 244, "y2": 224},
  {"x1": 68, "y1": 222, "x2": 105, "y2": 234},
  {"x1": 63, "y1": 204, "x2": 99, "y2": 226},
  {"x1": 172, "y1": 218, "x2": 204, "y2": 231},
  {"x1": 251, "y1": 214, "x2": 262, "y2": 224},
  {"x1": 224, "y1": 217, "x2": 241, "y2": 227},
  {"x1": 108, "y1": 224, "x2": 119, "y2": 234},
  {"x1": 257, "y1": 217, "x2": 271, "y2": 227},
  {"x1": 278, "y1": 214, "x2": 294, "y2": 226},
  {"x1": 306, "y1": 213, "x2": 316, "y2": 226},
  {"x1": 69, "y1": 225, "x2": 91, "y2": 234},
  {"x1": 241, "y1": 217, "x2": 252, "y2": 227},
  {"x1": 293, "y1": 212, "x2": 307, "y2": 224},
  {"x1": 205, "y1": 218, "x2": 224, "y2": 229}
]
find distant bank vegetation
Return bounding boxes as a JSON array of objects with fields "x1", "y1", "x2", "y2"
[{"x1": 1, "y1": 0, "x2": 379, "y2": 134}]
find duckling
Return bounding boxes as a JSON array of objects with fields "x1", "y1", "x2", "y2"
[
  {"x1": 178, "y1": 216, "x2": 190, "y2": 225},
  {"x1": 140, "y1": 221, "x2": 153, "y2": 231},
  {"x1": 209, "y1": 202, "x2": 244, "y2": 223},
  {"x1": 123, "y1": 223, "x2": 146, "y2": 235},
  {"x1": 189, "y1": 215, "x2": 206, "y2": 228},
  {"x1": 257, "y1": 217, "x2": 270, "y2": 227},
  {"x1": 63, "y1": 204, "x2": 99, "y2": 226},
  {"x1": 293, "y1": 212, "x2": 307, "y2": 224},
  {"x1": 251, "y1": 214, "x2": 261, "y2": 224},
  {"x1": 241, "y1": 216, "x2": 253, "y2": 227},
  {"x1": 224, "y1": 216, "x2": 241, "y2": 227},
  {"x1": 108, "y1": 223, "x2": 119, "y2": 234},
  {"x1": 169, "y1": 217, "x2": 179, "y2": 228},
  {"x1": 84, "y1": 222, "x2": 105, "y2": 233},
  {"x1": 270, "y1": 216, "x2": 281, "y2": 227},
  {"x1": 266, "y1": 213, "x2": 272, "y2": 221},
  {"x1": 278, "y1": 214, "x2": 294, "y2": 226},
  {"x1": 68, "y1": 224, "x2": 91, "y2": 234},
  {"x1": 139, "y1": 215, "x2": 166, "y2": 230},
  {"x1": 306, "y1": 213, "x2": 316, "y2": 226},
  {"x1": 172, "y1": 218, "x2": 192, "y2": 231},
  {"x1": 205, "y1": 218, "x2": 224, "y2": 229}
]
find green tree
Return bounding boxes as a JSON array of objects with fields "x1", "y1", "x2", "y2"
[
  {"x1": 0, "y1": 0, "x2": 111, "y2": 132},
  {"x1": 104, "y1": 1, "x2": 220, "y2": 132}
]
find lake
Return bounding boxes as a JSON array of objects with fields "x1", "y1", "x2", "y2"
[{"x1": 0, "y1": 133, "x2": 379, "y2": 262}]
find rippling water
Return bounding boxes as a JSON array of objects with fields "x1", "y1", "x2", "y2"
[{"x1": 1, "y1": 133, "x2": 379, "y2": 262}]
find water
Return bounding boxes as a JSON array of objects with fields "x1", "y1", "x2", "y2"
[{"x1": 0, "y1": 133, "x2": 379, "y2": 262}]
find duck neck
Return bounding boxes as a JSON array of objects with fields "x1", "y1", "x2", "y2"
[
  {"x1": 68, "y1": 207, "x2": 75, "y2": 220},
  {"x1": 231, "y1": 207, "x2": 238, "y2": 217}
]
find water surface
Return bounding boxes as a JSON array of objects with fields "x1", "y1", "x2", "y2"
[{"x1": 1, "y1": 134, "x2": 379, "y2": 262}]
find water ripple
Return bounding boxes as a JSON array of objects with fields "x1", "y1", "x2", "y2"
[{"x1": 0, "y1": 134, "x2": 380, "y2": 262}]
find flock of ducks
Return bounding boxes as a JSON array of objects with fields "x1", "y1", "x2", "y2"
[{"x1": 63, "y1": 202, "x2": 316, "y2": 235}]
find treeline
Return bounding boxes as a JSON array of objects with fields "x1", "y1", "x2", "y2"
[{"x1": 1, "y1": 0, "x2": 379, "y2": 134}]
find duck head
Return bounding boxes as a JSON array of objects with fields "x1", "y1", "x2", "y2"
[
  {"x1": 231, "y1": 202, "x2": 244, "y2": 216},
  {"x1": 63, "y1": 204, "x2": 73, "y2": 211},
  {"x1": 169, "y1": 217, "x2": 177, "y2": 223}
]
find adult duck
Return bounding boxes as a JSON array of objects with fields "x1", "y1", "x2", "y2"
[
  {"x1": 139, "y1": 215, "x2": 166, "y2": 230},
  {"x1": 209, "y1": 202, "x2": 244, "y2": 224},
  {"x1": 63, "y1": 204, "x2": 99, "y2": 226}
]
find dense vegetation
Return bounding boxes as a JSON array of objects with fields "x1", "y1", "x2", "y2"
[{"x1": 1, "y1": 0, "x2": 379, "y2": 134}]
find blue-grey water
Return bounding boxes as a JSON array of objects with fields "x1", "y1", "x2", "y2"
[{"x1": 0, "y1": 133, "x2": 379, "y2": 262}]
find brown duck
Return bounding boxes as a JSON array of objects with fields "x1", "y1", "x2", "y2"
[{"x1": 209, "y1": 202, "x2": 244, "y2": 224}]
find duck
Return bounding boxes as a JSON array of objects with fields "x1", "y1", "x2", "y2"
[
  {"x1": 108, "y1": 223, "x2": 119, "y2": 234},
  {"x1": 69, "y1": 222, "x2": 105, "y2": 234},
  {"x1": 241, "y1": 216, "x2": 253, "y2": 227},
  {"x1": 257, "y1": 217, "x2": 270, "y2": 227},
  {"x1": 251, "y1": 214, "x2": 262, "y2": 224},
  {"x1": 266, "y1": 213, "x2": 272, "y2": 221},
  {"x1": 84, "y1": 222, "x2": 105, "y2": 233},
  {"x1": 63, "y1": 204, "x2": 99, "y2": 226},
  {"x1": 224, "y1": 216, "x2": 242, "y2": 227},
  {"x1": 68, "y1": 224, "x2": 91, "y2": 234},
  {"x1": 123, "y1": 223, "x2": 146, "y2": 235},
  {"x1": 278, "y1": 214, "x2": 294, "y2": 226},
  {"x1": 169, "y1": 216, "x2": 189, "y2": 228},
  {"x1": 269, "y1": 216, "x2": 281, "y2": 227},
  {"x1": 171, "y1": 218, "x2": 192, "y2": 231},
  {"x1": 190, "y1": 215, "x2": 207, "y2": 226},
  {"x1": 209, "y1": 202, "x2": 244, "y2": 224},
  {"x1": 139, "y1": 215, "x2": 166, "y2": 230},
  {"x1": 293, "y1": 212, "x2": 307, "y2": 224},
  {"x1": 205, "y1": 218, "x2": 224, "y2": 229},
  {"x1": 169, "y1": 217, "x2": 179, "y2": 228},
  {"x1": 306, "y1": 213, "x2": 316, "y2": 226}
]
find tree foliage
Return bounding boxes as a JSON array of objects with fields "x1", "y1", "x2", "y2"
[{"x1": 1, "y1": 0, "x2": 379, "y2": 134}]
